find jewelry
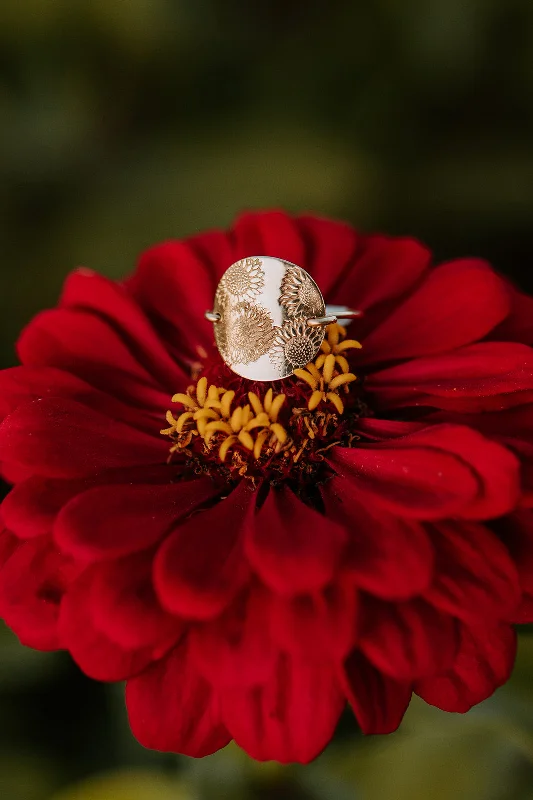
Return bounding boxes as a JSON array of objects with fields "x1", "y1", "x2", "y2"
[{"x1": 205, "y1": 256, "x2": 360, "y2": 381}]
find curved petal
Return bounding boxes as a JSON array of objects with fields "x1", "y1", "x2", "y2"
[
  {"x1": 59, "y1": 567, "x2": 163, "y2": 681},
  {"x1": 0, "y1": 365, "x2": 161, "y2": 434},
  {"x1": 154, "y1": 481, "x2": 253, "y2": 620},
  {"x1": 426, "y1": 521, "x2": 520, "y2": 624},
  {"x1": 329, "y1": 233, "x2": 431, "y2": 332},
  {"x1": 322, "y1": 477, "x2": 434, "y2": 600},
  {"x1": 501, "y1": 510, "x2": 533, "y2": 623},
  {"x1": 190, "y1": 585, "x2": 276, "y2": 687},
  {"x1": 329, "y1": 425, "x2": 520, "y2": 520},
  {"x1": 296, "y1": 214, "x2": 359, "y2": 299},
  {"x1": 0, "y1": 535, "x2": 77, "y2": 651},
  {"x1": 2, "y1": 477, "x2": 85, "y2": 539},
  {"x1": 17, "y1": 309, "x2": 170, "y2": 411},
  {"x1": 90, "y1": 553, "x2": 184, "y2": 649},
  {"x1": 359, "y1": 597, "x2": 458, "y2": 681},
  {"x1": 246, "y1": 485, "x2": 346, "y2": 595},
  {"x1": 220, "y1": 652, "x2": 345, "y2": 763},
  {"x1": 232, "y1": 210, "x2": 305, "y2": 267},
  {"x1": 59, "y1": 269, "x2": 187, "y2": 389},
  {"x1": 360, "y1": 259, "x2": 510, "y2": 365},
  {"x1": 415, "y1": 622, "x2": 517, "y2": 712},
  {"x1": 341, "y1": 650, "x2": 412, "y2": 734},
  {"x1": 0, "y1": 397, "x2": 166, "y2": 479},
  {"x1": 126, "y1": 638, "x2": 231, "y2": 756},
  {"x1": 0, "y1": 528, "x2": 18, "y2": 566},
  {"x1": 490, "y1": 288, "x2": 533, "y2": 346},
  {"x1": 269, "y1": 576, "x2": 358, "y2": 661},
  {"x1": 368, "y1": 342, "x2": 533, "y2": 412},
  {"x1": 129, "y1": 240, "x2": 219, "y2": 359},
  {"x1": 55, "y1": 477, "x2": 221, "y2": 561}
]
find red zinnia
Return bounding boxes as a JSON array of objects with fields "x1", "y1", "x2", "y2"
[{"x1": 0, "y1": 210, "x2": 533, "y2": 763}]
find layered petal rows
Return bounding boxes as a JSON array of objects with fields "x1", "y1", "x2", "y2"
[{"x1": 0, "y1": 210, "x2": 532, "y2": 763}]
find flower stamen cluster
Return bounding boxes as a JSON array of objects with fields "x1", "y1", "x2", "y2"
[
  {"x1": 161, "y1": 377, "x2": 288, "y2": 464},
  {"x1": 161, "y1": 323, "x2": 363, "y2": 481},
  {"x1": 294, "y1": 323, "x2": 361, "y2": 414}
]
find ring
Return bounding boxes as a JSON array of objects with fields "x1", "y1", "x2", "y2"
[{"x1": 205, "y1": 256, "x2": 360, "y2": 381}]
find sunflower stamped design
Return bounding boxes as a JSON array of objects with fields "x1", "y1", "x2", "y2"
[{"x1": 206, "y1": 255, "x2": 359, "y2": 381}]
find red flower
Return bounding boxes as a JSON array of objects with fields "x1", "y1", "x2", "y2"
[{"x1": 0, "y1": 210, "x2": 533, "y2": 763}]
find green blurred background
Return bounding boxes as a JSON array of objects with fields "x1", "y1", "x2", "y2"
[{"x1": 2, "y1": 1, "x2": 533, "y2": 798}]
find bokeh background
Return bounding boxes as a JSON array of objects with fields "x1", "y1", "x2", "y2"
[{"x1": 1, "y1": 1, "x2": 533, "y2": 798}]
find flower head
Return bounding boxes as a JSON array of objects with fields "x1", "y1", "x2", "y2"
[{"x1": 0, "y1": 210, "x2": 533, "y2": 763}]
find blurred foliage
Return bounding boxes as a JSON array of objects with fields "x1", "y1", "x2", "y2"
[{"x1": 1, "y1": 0, "x2": 533, "y2": 798}]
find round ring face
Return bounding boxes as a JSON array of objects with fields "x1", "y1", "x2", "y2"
[{"x1": 213, "y1": 256, "x2": 326, "y2": 381}]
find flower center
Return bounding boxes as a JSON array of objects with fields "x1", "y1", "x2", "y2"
[{"x1": 161, "y1": 323, "x2": 364, "y2": 487}]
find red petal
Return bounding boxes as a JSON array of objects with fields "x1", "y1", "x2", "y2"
[
  {"x1": 190, "y1": 585, "x2": 276, "y2": 687},
  {"x1": 90, "y1": 553, "x2": 183, "y2": 649},
  {"x1": 360, "y1": 259, "x2": 510, "y2": 365},
  {"x1": 322, "y1": 477, "x2": 434, "y2": 600},
  {"x1": 17, "y1": 309, "x2": 170, "y2": 411},
  {"x1": 220, "y1": 652, "x2": 345, "y2": 763},
  {"x1": 490, "y1": 288, "x2": 533, "y2": 346},
  {"x1": 359, "y1": 597, "x2": 459, "y2": 681},
  {"x1": 129, "y1": 241, "x2": 218, "y2": 358},
  {"x1": 269, "y1": 576, "x2": 358, "y2": 661},
  {"x1": 415, "y1": 622, "x2": 516, "y2": 712},
  {"x1": 426, "y1": 521, "x2": 520, "y2": 623},
  {"x1": 59, "y1": 269, "x2": 187, "y2": 388},
  {"x1": 501, "y1": 510, "x2": 533, "y2": 623},
  {"x1": 0, "y1": 528, "x2": 18, "y2": 565},
  {"x1": 2, "y1": 477, "x2": 85, "y2": 539},
  {"x1": 0, "y1": 397, "x2": 166, "y2": 478},
  {"x1": 341, "y1": 650, "x2": 412, "y2": 734},
  {"x1": 126, "y1": 638, "x2": 231, "y2": 756},
  {"x1": 246, "y1": 485, "x2": 346, "y2": 595},
  {"x1": 0, "y1": 536, "x2": 76, "y2": 651},
  {"x1": 330, "y1": 425, "x2": 519, "y2": 520},
  {"x1": 232, "y1": 210, "x2": 305, "y2": 266},
  {"x1": 0, "y1": 366, "x2": 161, "y2": 434},
  {"x1": 59, "y1": 567, "x2": 162, "y2": 680},
  {"x1": 55, "y1": 477, "x2": 221, "y2": 561},
  {"x1": 154, "y1": 481, "x2": 253, "y2": 620},
  {"x1": 368, "y1": 342, "x2": 533, "y2": 412},
  {"x1": 330, "y1": 233, "x2": 430, "y2": 332},
  {"x1": 296, "y1": 214, "x2": 359, "y2": 299}
]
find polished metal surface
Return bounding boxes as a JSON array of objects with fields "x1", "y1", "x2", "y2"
[{"x1": 210, "y1": 256, "x2": 327, "y2": 381}]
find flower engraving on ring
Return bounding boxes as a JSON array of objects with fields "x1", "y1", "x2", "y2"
[
  {"x1": 269, "y1": 317, "x2": 325, "y2": 373},
  {"x1": 221, "y1": 257, "x2": 265, "y2": 301},
  {"x1": 279, "y1": 264, "x2": 323, "y2": 318}
]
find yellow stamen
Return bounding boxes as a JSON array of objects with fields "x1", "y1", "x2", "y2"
[
  {"x1": 327, "y1": 392, "x2": 344, "y2": 414},
  {"x1": 293, "y1": 368, "x2": 318, "y2": 390},
  {"x1": 308, "y1": 390, "x2": 323, "y2": 411},
  {"x1": 196, "y1": 376, "x2": 208, "y2": 406},
  {"x1": 335, "y1": 355, "x2": 350, "y2": 374},
  {"x1": 230, "y1": 407, "x2": 243, "y2": 433},
  {"x1": 238, "y1": 430, "x2": 255, "y2": 450},
  {"x1": 171, "y1": 392, "x2": 196, "y2": 408},
  {"x1": 329, "y1": 373, "x2": 357, "y2": 390},
  {"x1": 264, "y1": 388, "x2": 273, "y2": 413},
  {"x1": 270, "y1": 423, "x2": 287, "y2": 444},
  {"x1": 253, "y1": 429, "x2": 270, "y2": 459},
  {"x1": 269, "y1": 393, "x2": 286, "y2": 422},
  {"x1": 322, "y1": 354, "x2": 336, "y2": 385},
  {"x1": 336, "y1": 339, "x2": 362, "y2": 352},
  {"x1": 219, "y1": 435, "x2": 238, "y2": 462},
  {"x1": 220, "y1": 390, "x2": 235, "y2": 418},
  {"x1": 248, "y1": 391, "x2": 264, "y2": 417},
  {"x1": 176, "y1": 411, "x2": 195, "y2": 432}
]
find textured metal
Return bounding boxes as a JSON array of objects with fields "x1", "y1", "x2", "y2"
[{"x1": 211, "y1": 256, "x2": 326, "y2": 381}]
